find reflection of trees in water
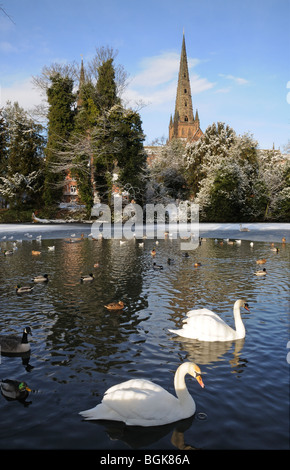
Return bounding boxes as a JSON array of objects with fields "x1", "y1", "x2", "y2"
[
  {"x1": 44, "y1": 238, "x2": 149, "y2": 375},
  {"x1": 167, "y1": 239, "x2": 256, "y2": 322}
]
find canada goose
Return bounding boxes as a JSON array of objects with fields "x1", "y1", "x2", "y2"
[{"x1": 0, "y1": 327, "x2": 32, "y2": 354}]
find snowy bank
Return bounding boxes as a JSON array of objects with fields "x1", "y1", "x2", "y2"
[{"x1": 0, "y1": 222, "x2": 289, "y2": 243}]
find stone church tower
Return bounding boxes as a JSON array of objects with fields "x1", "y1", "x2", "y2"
[{"x1": 169, "y1": 33, "x2": 203, "y2": 142}]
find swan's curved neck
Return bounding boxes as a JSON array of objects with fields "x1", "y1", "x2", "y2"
[
  {"x1": 174, "y1": 364, "x2": 194, "y2": 406},
  {"x1": 233, "y1": 302, "x2": 245, "y2": 338}
]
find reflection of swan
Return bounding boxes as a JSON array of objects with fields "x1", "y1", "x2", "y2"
[
  {"x1": 239, "y1": 224, "x2": 250, "y2": 232},
  {"x1": 89, "y1": 415, "x2": 196, "y2": 449},
  {"x1": 169, "y1": 300, "x2": 250, "y2": 342},
  {"x1": 79, "y1": 362, "x2": 204, "y2": 426}
]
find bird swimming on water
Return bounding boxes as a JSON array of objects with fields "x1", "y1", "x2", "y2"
[{"x1": 0, "y1": 327, "x2": 32, "y2": 354}]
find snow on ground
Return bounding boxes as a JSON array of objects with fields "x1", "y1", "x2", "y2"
[{"x1": 0, "y1": 222, "x2": 289, "y2": 243}]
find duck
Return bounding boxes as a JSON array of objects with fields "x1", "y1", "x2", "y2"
[
  {"x1": 270, "y1": 247, "x2": 279, "y2": 253},
  {"x1": 282, "y1": 237, "x2": 286, "y2": 243},
  {"x1": 250, "y1": 242, "x2": 254, "y2": 247},
  {"x1": 79, "y1": 362, "x2": 204, "y2": 426},
  {"x1": 151, "y1": 248, "x2": 156, "y2": 256},
  {"x1": 167, "y1": 258, "x2": 175, "y2": 264},
  {"x1": 31, "y1": 250, "x2": 41, "y2": 256},
  {"x1": 104, "y1": 301, "x2": 124, "y2": 310},
  {"x1": 80, "y1": 273, "x2": 94, "y2": 282},
  {"x1": 16, "y1": 285, "x2": 34, "y2": 294},
  {"x1": 48, "y1": 246, "x2": 55, "y2": 251},
  {"x1": 255, "y1": 268, "x2": 267, "y2": 276},
  {"x1": 239, "y1": 224, "x2": 250, "y2": 232},
  {"x1": 0, "y1": 379, "x2": 31, "y2": 400},
  {"x1": 93, "y1": 262, "x2": 99, "y2": 268},
  {"x1": 3, "y1": 250, "x2": 13, "y2": 256},
  {"x1": 0, "y1": 327, "x2": 32, "y2": 354},
  {"x1": 32, "y1": 274, "x2": 49, "y2": 283},
  {"x1": 153, "y1": 262, "x2": 163, "y2": 270},
  {"x1": 194, "y1": 262, "x2": 201, "y2": 267},
  {"x1": 169, "y1": 299, "x2": 250, "y2": 342},
  {"x1": 256, "y1": 259, "x2": 267, "y2": 264}
]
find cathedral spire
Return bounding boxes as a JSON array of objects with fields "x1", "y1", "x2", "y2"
[
  {"x1": 169, "y1": 33, "x2": 203, "y2": 142},
  {"x1": 77, "y1": 56, "x2": 85, "y2": 108}
]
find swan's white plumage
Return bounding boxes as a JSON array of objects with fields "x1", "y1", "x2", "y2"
[
  {"x1": 169, "y1": 300, "x2": 249, "y2": 342},
  {"x1": 79, "y1": 362, "x2": 203, "y2": 426}
]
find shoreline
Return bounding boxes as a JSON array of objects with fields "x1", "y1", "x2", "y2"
[{"x1": 0, "y1": 222, "x2": 289, "y2": 243}]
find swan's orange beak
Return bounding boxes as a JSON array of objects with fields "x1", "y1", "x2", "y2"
[
  {"x1": 196, "y1": 375, "x2": 204, "y2": 388},
  {"x1": 244, "y1": 303, "x2": 250, "y2": 311}
]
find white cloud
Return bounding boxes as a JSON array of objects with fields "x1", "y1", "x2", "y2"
[
  {"x1": 0, "y1": 77, "x2": 43, "y2": 109},
  {"x1": 125, "y1": 51, "x2": 214, "y2": 110},
  {"x1": 219, "y1": 74, "x2": 249, "y2": 85},
  {"x1": 0, "y1": 41, "x2": 17, "y2": 53}
]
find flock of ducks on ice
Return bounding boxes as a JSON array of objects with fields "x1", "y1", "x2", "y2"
[{"x1": 0, "y1": 228, "x2": 287, "y2": 426}]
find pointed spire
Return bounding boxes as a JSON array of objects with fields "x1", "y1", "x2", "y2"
[
  {"x1": 174, "y1": 33, "x2": 194, "y2": 124},
  {"x1": 169, "y1": 33, "x2": 203, "y2": 142},
  {"x1": 77, "y1": 56, "x2": 85, "y2": 108}
]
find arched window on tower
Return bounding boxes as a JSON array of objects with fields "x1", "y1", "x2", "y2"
[
  {"x1": 184, "y1": 100, "x2": 187, "y2": 107},
  {"x1": 184, "y1": 88, "x2": 187, "y2": 93},
  {"x1": 184, "y1": 116, "x2": 188, "y2": 122}
]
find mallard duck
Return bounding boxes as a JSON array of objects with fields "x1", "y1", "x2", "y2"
[
  {"x1": 255, "y1": 268, "x2": 267, "y2": 276},
  {"x1": 16, "y1": 285, "x2": 34, "y2": 294},
  {"x1": 79, "y1": 362, "x2": 204, "y2": 426},
  {"x1": 270, "y1": 247, "x2": 279, "y2": 253},
  {"x1": 153, "y1": 262, "x2": 163, "y2": 270},
  {"x1": 80, "y1": 273, "x2": 94, "y2": 282},
  {"x1": 104, "y1": 301, "x2": 124, "y2": 310},
  {"x1": 0, "y1": 379, "x2": 31, "y2": 400},
  {"x1": 167, "y1": 258, "x2": 175, "y2": 264},
  {"x1": 0, "y1": 327, "x2": 32, "y2": 354},
  {"x1": 256, "y1": 259, "x2": 267, "y2": 264},
  {"x1": 3, "y1": 249, "x2": 13, "y2": 255},
  {"x1": 32, "y1": 274, "x2": 49, "y2": 283}
]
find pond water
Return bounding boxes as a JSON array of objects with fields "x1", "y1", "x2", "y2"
[{"x1": 0, "y1": 224, "x2": 289, "y2": 450}]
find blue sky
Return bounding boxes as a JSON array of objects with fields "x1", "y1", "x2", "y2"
[{"x1": 0, "y1": 0, "x2": 289, "y2": 150}]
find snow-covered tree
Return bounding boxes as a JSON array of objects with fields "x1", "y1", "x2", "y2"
[{"x1": 0, "y1": 102, "x2": 45, "y2": 208}]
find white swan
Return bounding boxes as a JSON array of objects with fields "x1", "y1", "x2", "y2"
[
  {"x1": 169, "y1": 299, "x2": 250, "y2": 342},
  {"x1": 79, "y1": 362, "x2": 204, "y2": 426}
]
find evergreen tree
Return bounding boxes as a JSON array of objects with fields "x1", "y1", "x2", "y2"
[
  {"x1": 0, "y1": 107, "x2": 8, "y2": 207},
  {"x1": 44, "y1": 73, "x2": 75, "y2": 206},
  {"x1": 0, "y1": 102, "x2": 45, "y2": 208}
]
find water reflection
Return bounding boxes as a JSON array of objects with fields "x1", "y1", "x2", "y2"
[
  {"x1": 87, "y1": 415, "x2": 198, "y2": 450},
  {"x1": 170, "y1": 337, "x2": 247, "y2": 374}
]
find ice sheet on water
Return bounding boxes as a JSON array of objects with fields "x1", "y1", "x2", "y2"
[{"x1": 0, "y1": 222, "x2": 289, "y2": 242}]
